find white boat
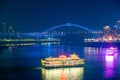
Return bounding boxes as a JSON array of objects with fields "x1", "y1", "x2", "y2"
[{"x1": 41, "y1": 54, "x2": 84, "y2": 68}]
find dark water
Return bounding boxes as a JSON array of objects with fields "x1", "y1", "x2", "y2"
[{"x1": 0, "y1": 45, "x2": 120, "y2": 80}]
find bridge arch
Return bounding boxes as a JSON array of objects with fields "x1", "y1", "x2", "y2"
[{"x1": 46, "y1": 23, "x2": 93, "y2": 32}]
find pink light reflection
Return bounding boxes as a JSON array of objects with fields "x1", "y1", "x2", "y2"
[
  {"x1": 104, "y1": 47, "x2": 118, "y2": 78},
  {"x1": 104, "y1": 55, "x2": 114, "y2": 78},
  {"x1": 105, "y1": 47, "x2": 117, "y2": 55},
  {"x1": 106, "y1": 50, "x2": 114, "y2": 55},
  {"x1": 106, "y1": 56, "x2": 114, "y2": 62}
]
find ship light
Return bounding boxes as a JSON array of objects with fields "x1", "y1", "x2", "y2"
[{"x1": 59, "y1": 55, "x2": 66, "y2": 58}]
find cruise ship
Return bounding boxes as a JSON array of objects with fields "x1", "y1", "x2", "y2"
[{"x1": 41, "y1": 54, "x2": 84, "y2": 68}]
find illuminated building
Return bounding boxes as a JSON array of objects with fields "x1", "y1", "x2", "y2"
[
  {"x1": 103, "y1": 26, "x2": 111, "y2": 37},
  {"x1": 102, "y1": 24, "x2": 120, "y2": 42},
  {"x1": 102, "y1": 26, "x2": 114, "y2": 42}
]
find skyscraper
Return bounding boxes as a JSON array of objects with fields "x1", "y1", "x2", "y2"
[
  {"x1": 103, "y1": 26, "x2": 111, "y2": 37},
  {"x1": 116, "y1": 20, "x2": 120, "y2": 26},
  {"x1": 116, "y1": 20, "x2": 120, "y2": 34},
  {"x1": 2, "y1": 22, "x2": 7, "y2": 34},
  {"x1": 8, "y1": 26, "x2": 14, "y2": 34}
]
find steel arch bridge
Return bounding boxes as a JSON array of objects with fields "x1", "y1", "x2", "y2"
[{"x1": 46, "y1": 23, "x2": 94, "y2": 32}]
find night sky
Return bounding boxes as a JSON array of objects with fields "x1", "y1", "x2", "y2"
[{"x1": 0, "y1": 0, "x2": 120, "y2": 32}]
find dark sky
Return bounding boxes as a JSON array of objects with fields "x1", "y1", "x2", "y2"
[{"x1": 0, "y1": 0, "x2": 120, "y2": 32}]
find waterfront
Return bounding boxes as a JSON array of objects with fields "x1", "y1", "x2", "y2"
[{"x1": 0, "y1": 44, "x2": 120, "y2": 80}]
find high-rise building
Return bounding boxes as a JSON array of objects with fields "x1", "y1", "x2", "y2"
[
  {"x1": 103, "y1": 26, "x2": 111, "y2": 37},
  {"x1": 116, "y1": 20, "x2": 120, "y2": 26},
  {"x1": 113, "y1": 25, "x2": 118, "y2": 34},
  {"x1": 116, "y1": 20, "x2": 120, "y2": 34},
  {"x1": 8, "y1": 26, "x2": 14, "y2": 34},
  {"x1": 2, "y1": 22, "x2": 7, "y2": 34}
]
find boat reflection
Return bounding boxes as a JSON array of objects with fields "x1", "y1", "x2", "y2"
[
  {"x1": 104, "y1": 47, "x2": 118, "y2": 78},
  {"x1": 105, "y1": 47, "x2": 117, "y2": 55},
  {"x1": 41, "y1": 67, "x2": 84, "y2": 80}
]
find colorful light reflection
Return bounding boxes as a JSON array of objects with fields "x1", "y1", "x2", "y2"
[
  {"x1": 105, "y1": 47, "x2": 117, "y2": 55},
  {"x1": 105, "y1": 55, "x2": 114, "y2": 78},
  {"x1": 106, "y1": 56, "x2": 114, "y2": 62},
  {"x1": 41, "y1": 67, "x2": 84, "y2": 80},
  {"x1": 104, "y1": 47, "x2": 118, "y2": 78}
]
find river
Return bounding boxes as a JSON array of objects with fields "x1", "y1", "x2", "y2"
[{"x1": 0, "y1": 44, "x2": 120, "y2": 80}]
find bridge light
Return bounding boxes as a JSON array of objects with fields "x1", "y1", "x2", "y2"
[
  {"x1": 66, "y1": 23, "x2": 71, "y2": 26},
  {"x1": 61, "y1": 32, "x2": 63, "y2": 34}
]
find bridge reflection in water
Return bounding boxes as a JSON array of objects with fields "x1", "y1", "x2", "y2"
[{"x1": 41, "y1": 67, "x2": 84, "y2": 80}]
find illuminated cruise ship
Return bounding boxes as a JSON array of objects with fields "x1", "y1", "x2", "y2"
[{"x1": 41, "y1": 54, "x2": 84, "y2": 68}]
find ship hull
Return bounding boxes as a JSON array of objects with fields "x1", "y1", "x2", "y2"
[{"x1": 42, "y1": 64, "x2": 84, "y2": 69}]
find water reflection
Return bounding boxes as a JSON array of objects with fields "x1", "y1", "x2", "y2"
[
  {"x1": 8, "y1": 47, "x2": 13, "y2": 53},
  {"x1": 84, "y1": 47, "x2": 101, "y2": 61},
  {"x1": 104, "y1": 47, "x2": 118, "y2": 78},
  {"x1": 0, "y1": 45, "x2": 120, "y2": 80},
  {"x1": 104, "y1": 47, "x2": 117, "y2": 55},
  {"x1": 1, "y1": 43, "x2": 36, "y2": 47},
  {"x1": 41, "y1": 67, "x2": 84, "y2": 80}
]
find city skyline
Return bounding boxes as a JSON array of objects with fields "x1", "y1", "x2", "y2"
[
  {"x1": 0, "y1": 21, "x2": 119, "y2": 33},
  {"x1": 0, "y1": 0, "x2": 120, "y2": 32}
]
